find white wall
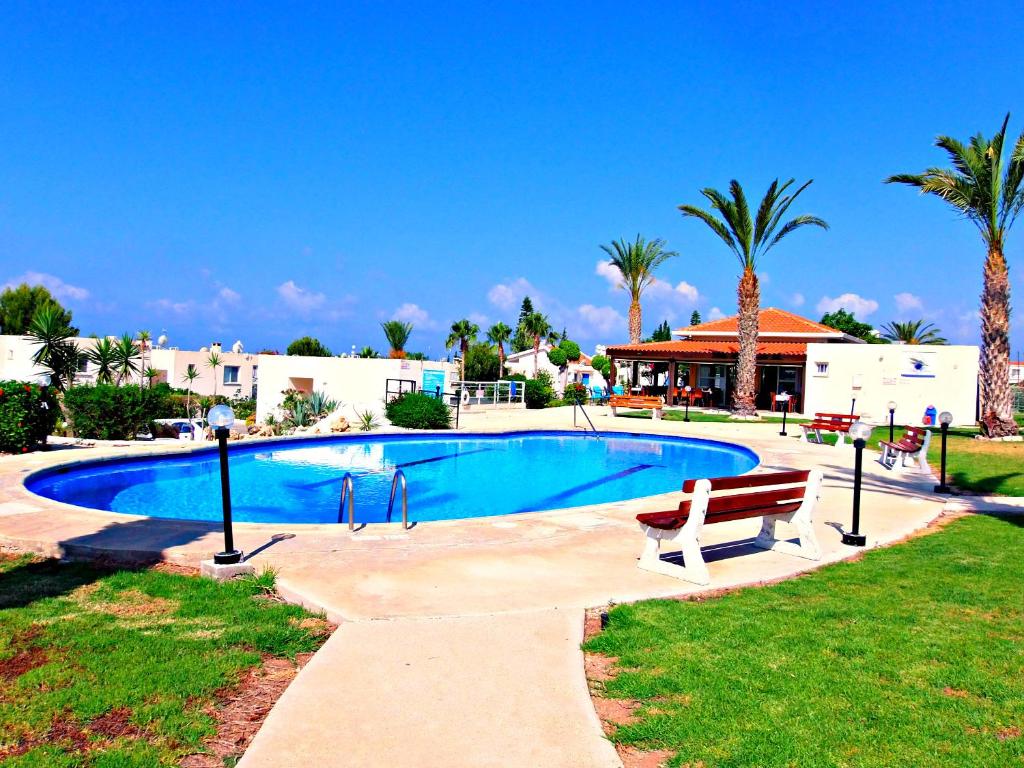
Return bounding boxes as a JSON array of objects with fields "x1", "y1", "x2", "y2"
[
  {"x1": 803, "y1": 343, "x2": 979, "y2": 427},
  {"x1": 254, "y1": 355, "x2": 459, "y2": 423},
  {"x1": 503, "y1": 347, "x2": 607, "y2": 393}
]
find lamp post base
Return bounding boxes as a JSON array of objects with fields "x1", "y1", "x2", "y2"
[
  {"x1": 934, "y1": 484, "x2": 953, "y2": 495},
  {"x1": 841, "y1": 532, "x2": 866, "y2": 547},
  {"x1": 214, "y1": 550, "x2": 243, "y2": 565},
  {"x1": 779, "y1": 430, "x2": 787, "y2": 436}
]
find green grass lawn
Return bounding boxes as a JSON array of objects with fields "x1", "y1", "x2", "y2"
[
  {"x1": 0, "y1": 555, "x2": 331, "y2": 767},
  {"x1": 584, "y1": 514, "x2": 1024, "y2": 767}
]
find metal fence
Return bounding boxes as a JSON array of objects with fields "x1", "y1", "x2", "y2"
[
  {"x1": 1013, "y1": 386, "x2": 1024, "y2": 413},
  {"x1": 453, "y1": 380, "x2": 526, "y2": 408}
]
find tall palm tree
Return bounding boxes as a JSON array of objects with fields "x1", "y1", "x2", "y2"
[
  {"x1": 679, "y1": 179, "x2": 827, "y2": 416},
  {"x1": 599, "y1": 235, "x2": 679, "y2": 344},
  {"x1": 206, "y1": 352, "x2": 222, "y2": 396},
  {"x1": 181, "y1": 364, "x2": 200, "y2": 418},
  {"x1": 137, "y1": 330, "x2": 151, "y2": 382},
  {"x1": 112, "y1": 333, "x2": 141, "y2": 386},
  {"x1": 143, "y1": 367, "x2": 159, "y2": 387},
  {"x1": 27, "y1": 305, "x2": 79, "y2": 391},
  {"x1": 521, "y1": 312, "x2": 553, "y2": 377},
  {"x1": 879, "y1": 320, "x2": 947, "y2": 345},
  {"x1": 446, "y1": 319, "x2": 479, "y2": 380},
  {"x1": 487, "y1": 322, "x2": 512, "y2": 377},
  {"x1": 86, "y1": 337, "x2": 117, "y2": 384},
  {"x1": 887, "y1": 115, "x2": 1024, "y2": 436},
  {"x1": 381, "y1": 320, "x2": 413, "y2": 359}
]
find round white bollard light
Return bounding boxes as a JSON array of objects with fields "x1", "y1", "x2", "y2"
[
  {"x1": 939, "y1": 411, "x2": 953, "y2": 426},
  {"x1": 887, "y1": 400, "x2": 897, "y2": 412},
  {"x1": 848, "y1": 420, "x2": 873, "y2": 442},
  {"x1": 36, "y1": 373, "x2": 51, "y2": 387},
  {"x1": 208, "y1": 404, "x2": 236, "y2": 429},
  {"x1": 685, "y1": 385, "x2": 692, "y2": 393}
]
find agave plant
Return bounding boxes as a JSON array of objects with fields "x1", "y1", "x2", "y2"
[
  {"x1": 307, "y1": 390, "x2": 339, "y2": 419},
  {"x1": 289, "y1": 399, "x2": 311, "y2": 429},
  {"x1": 87, "y1": 337, "x2": 118, "y2": 384},
  {"x1": 879, "y1": 320, "x2": 947, "y2": 345},
  {"x1": 356, "y1": 409, "x2": 380, "y2": 432}
]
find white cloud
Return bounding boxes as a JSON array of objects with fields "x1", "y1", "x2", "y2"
[
  {"x1": 3, "y1": 271, "x2": 90, "y2": 301},
  {"x1": 468, "y1": 312, "x2": 489, "y2": 327},
  {"x1": 816, "y1": 293, "x2": 879, "y2": 317},
  {"x1": 648, "y1": 278, "x2": 700, "y2": 305},
  {"x1": 277, "y1": 280, "x2": 326, "y2": 314},
  {"x1": 218, "y1": 286, "x2": 241, "y2": 304},
  {"x1": 758, "y1": 271, "x2": 771, "y2": 286},
  {"x1": 595, "y1": 260, "x2": 621, "y2": 289},
  {"x1": 487, "y1": 278, "x2": 536, "y2": 310},
  {"x1": 392, "y1": 302, "x2": 437, "y2": 329},
  {"x1": 575, "y1": 304, "x2": 626, "y2": 338},
  {"x1": 150, "y1": 298, "x2": 194, "y2": 315},
  {"x1": 894, "y1": 292, "x2": 923, "y2": 313},
  {"x1": 791, "y1": 292, "x2": 805, "y2": 307},
  {"x1": 708, "y1": 306, "x2": 726, "y2": 320}
]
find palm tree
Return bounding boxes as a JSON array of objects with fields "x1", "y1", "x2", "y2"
[
  {"x1": 181, "y1": 364, "x2": 200, "y2": 418},
  {"x1": 521, "y1": 312, "x2": 553, "y2": 377},
  {"x1": 446, "y1": 319, "x2": 479, "y2": 379},
  {"x1": 599, "y1": 235, "x2": 679, "y2": 344},
  {"x1": 487, "y1": 322, "x2": 512, "y2": 377},
  {"x1": 27, "y1": 305, "x2": 79, "y2": 391},
  {"x1": 137, "y1": 330, "x2": 151, "y2": 380},
  {"x1": 679, "y1": 179, "x2": 828, "y2": 416},
  {"x1": 206, "y1": 352, "x2": 222, "y2": 396},
  {"x1": 112, "y1": 333, "x2": 141, "y2": 386},
  {"x1": 143, "y1": 367, "x2": 159, "y2": 387},
  {"x1": 886, "y1": 115, "x2": 1024, "y2": 436},
  {"x1": 357, "y1": 346, "x2": 381, "y2": 358},
  {"x1": 86, "y1": 337, "x2": 117, "y2": 384},
  {"x1": 879, "y1": 320, "x2": 947, "y2": 345},
  {"x1": 381, "y1": 320, "x2": 413, "y2": 359}
]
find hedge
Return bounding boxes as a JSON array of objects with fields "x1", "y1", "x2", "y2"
[
  {"x1": 385, "y1": 392, "x2": 451, "y2": 429},
  {"x1": 63, "y1": 384, "x2": 177, "y2": 440},
  {"x1": 0, "y1": 380, "x2": 59, "y2": 453}
]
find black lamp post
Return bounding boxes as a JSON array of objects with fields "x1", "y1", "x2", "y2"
[
  {"x1": 842, "y1": 420, "x2": 872, "y2": 547},
  {"x1": 209, "y1": 404, "x2": 242, "y2": 565},
  {"x1": 887, "y1": 401, "x2": 897, "y2": 442},
  {"x1": 683, "y1": 386, "x2": 691, "y2": 422},
  {"x1": 777, "y1": 392, "x2": 791, "y2": 436},
  {"x1": 934, "y1": 411, "x2": 953, "y2": 494}
]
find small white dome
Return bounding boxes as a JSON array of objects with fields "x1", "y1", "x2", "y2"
[{"x1": 231, "y1": 340, "x2": 244, "y2": 354}]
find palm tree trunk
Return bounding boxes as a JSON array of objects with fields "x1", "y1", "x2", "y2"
[
  {"x1": 497, "y1": 343, "x2": 505, "y2": 378},
  {"x1": 980, "y1": 245, "x2": 1017, "y2": 436},
  {"x1": 732, "y1": 267, "x2": 759, "y2": 417},
  {"x1": 533, "y1": 337, "x2": 540, "y2": 377},
  {"x1": 460, "y1": 339, "x2": 469, "y2": 380},
  {"x1": 628, "y1": 300, "x2": 642, "y2": 345}
]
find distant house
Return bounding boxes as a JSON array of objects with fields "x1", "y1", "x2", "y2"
[{"x1": 504, "y1": 342, "x2": 607, "y2": 394}]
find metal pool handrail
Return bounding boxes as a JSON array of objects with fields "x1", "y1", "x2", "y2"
[
  {"x1": 387, "y1": 469, "x2": 408, "y2": 529},
  {"x1": 338, "y1": 473, "x2": 355, "y2": 530}
]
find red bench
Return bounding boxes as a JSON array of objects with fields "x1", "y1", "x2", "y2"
[
  {"x1": 879, "y1": 426, "x2": 931, "y2": 472},
  {"x1": 801, "y1": 412, "x2": 859, "y2": 447},
  {"x1": 636, "y1": 469, "x2": 823, "y2": 584}
]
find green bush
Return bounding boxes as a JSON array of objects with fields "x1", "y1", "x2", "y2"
[
  {"x1": 563, "y1": 382, "x2": 588, "y2": 403},
  {"x1": 591, "y1": 354, "x2": 611, "y2": 377},
  {"x1": 63, "y1": 384, "x2": 176, "y2": 440},
  {"x1": 559, "y1": 340, "x2": 581, "y2": 361},
  {"x1": 547, "y1": 347, "x2": 567, "y2": 367},
  {"x1": 525, "y1": 371, "x2": 556, "y2": 409},
  {"x1": 0, "y1": 380, "x2": 59, "y2": 453},
  {"x1": 385, "y1": 392, "x2": 451, "y2": 429}
]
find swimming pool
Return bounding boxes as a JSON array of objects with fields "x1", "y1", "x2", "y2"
[{"x1": 26, "y1": 431, "x2": 758, "y2": 525}]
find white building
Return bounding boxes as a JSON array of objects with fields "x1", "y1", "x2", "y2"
[{"x1": 503, "y1": 343, "x2": 608, "y2": 394}]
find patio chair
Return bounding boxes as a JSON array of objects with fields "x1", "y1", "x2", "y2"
[{"x1": 612, "y1": 385, "x2": 625, "y2": 396}]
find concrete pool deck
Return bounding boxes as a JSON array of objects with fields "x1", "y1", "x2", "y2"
[{"x1": 0, "y1": 406, "x2": 963, "y2": 767}]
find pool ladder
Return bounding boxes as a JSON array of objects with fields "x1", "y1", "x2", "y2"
[{"x1": 337, "y1": 470, "x2": 410, "y2": 530}]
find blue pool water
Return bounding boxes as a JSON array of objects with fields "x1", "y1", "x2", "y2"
[{"x1": 26, "y1": 431, "x2": 758, "y2": 525}]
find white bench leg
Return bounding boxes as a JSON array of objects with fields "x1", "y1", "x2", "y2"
[
  {"x1": 610, "y1": 405, "x2": 617, "y2": 417},
  {"x1": 637, "y1": 525, "x2": 710, "y2": 585},
  {"x1": 752, "y1": 471, "x2": 823, "y2": 561},
  {"x1": 652, "y1": 409, "x2": 662, "y2": 420}
]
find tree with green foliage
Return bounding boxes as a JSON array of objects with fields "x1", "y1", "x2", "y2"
[
  {"x1": 689, "y1": 310, "x2": 702, "y2": 326},
  {"x1": 381, "y1": 320, "x2": 413, "y2": 359},
  {"x1": 521, "y1": 312, "x2": 553, "y2": 377},
  {"x1": 512, "y1": 297, "x2": 535, "y2": 352},
  {"x1": 286, "y1": 336, "x2": 332, "y2": 357},
  {"x1": 879, "y1": 320, "x2": 947, "y2": 345},
  {"x1": 679, "y1": 179, "x2": 828, "y2": 416},
  {"x1": 486, "y1": 322, "x2": 512, "y2": 377},
  {"x1": 820, "y1": 309, "x2": 884, "y2": 343},
  {"x1": 26, "y1": 306, "x2": 79, "y2": 390},
  {"x1": 181, "y1": 363, "x2": 200, "y2": 418},
  {"x1": 406, "y1": 351, "x2": 427, "y2": 361},
  {"x1": 86, "y1": 337, "x2": 117, "y2": 384},
  {"x1": 559, "y1": 340, "x2": 581, "y2": 361},
  {"x1": 591, "y1": 354, "x2": 611, "y2": 379},
  {"x1": 446, "y1": 319, "x2": 479, "y2": 379},
  {"x1": 464, "y1": 343, "x2": 500, "y2": 381},
  {"x1": 205, "y1": 351, "x2": 222, "y2": 396},
  {"x1": 600, "y1": 235, "x2": 679, "y2": 344},
  {"x1": 887, "y1": 114, "x2": 1024, "y2": 437},
  {"x1": 357, "y1": 346, "x2": 380, "y2": 358},
  {"x1": 0, "y1": 283, "x2": 78, "y2": 335},
  {"x1": 110, "y1": 334, "x2": 141, "y2": 386},
  {"x1": 647, "y1": 320, "x2": 672, "y2": 342}
]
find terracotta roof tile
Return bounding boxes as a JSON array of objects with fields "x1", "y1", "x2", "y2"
[{"x1": 675, "y1": 307, "x2": 841, "y2": 337}]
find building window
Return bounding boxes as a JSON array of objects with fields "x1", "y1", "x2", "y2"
[
  {"x1": 252, "y1": 365, "x2": 258, "y2": 381},
  {"x1": 814, "y1": 362, "x2": 829, "y2": 376},
  {"x1": 223, "y1": 365, "x2": 240, "y2": 385}
]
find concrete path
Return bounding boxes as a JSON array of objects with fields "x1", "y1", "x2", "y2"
[{"x1": 238, "y1": 610, "x2": 619, "y2": 768}]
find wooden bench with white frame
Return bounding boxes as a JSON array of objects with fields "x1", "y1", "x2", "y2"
[
  {"x1": 609, "y1": 395, "x2": 664, "y2": 420},
  {"x1": 635, "y1": 469, "x2": 823, "y2": 585},
  {"x1": 879, "y1": 426, "x2": 931, "y2": 472},
  {"x1": 801, "y1": 413, "x2": 859, "y2": 447}
]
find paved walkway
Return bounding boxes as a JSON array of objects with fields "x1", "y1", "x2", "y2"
[{"x1": 0, "y1": 407, "x2": 954, "y2": 767}]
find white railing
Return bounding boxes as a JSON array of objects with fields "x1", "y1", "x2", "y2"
[{"x1": 453, "y1": 380, "x2": 526, "y2": 408}]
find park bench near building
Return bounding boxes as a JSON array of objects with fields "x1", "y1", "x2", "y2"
[
  {"x1": 879, "y1": 426, "x2": 931, "y2": 472},
  {"x1": 801, "y1": 413, "x2": 859, "y2": 447},
  {"x1": 635, "y1": 469, "x2": 823, "y2": 585},
  {"x1": 608, "y1": 395, "x2": 664, "y2": 420}
]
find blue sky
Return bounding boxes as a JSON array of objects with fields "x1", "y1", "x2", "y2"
[{"x1": 2, "y1": 3, "x2": 1023, "y2": 356}]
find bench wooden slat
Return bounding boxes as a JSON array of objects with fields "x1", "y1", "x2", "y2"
[{"x1": 682, "y1": 469, "x2": 810, "y2": 494}]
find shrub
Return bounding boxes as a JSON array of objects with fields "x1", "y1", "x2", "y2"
[
  {"x1": 464, "y1": 343, "x2": 499, "y2": 381},
  {"x1": 525, "y1": 371, "x2": 556, "y2": 409},
  {"x1": 286, "y1": 336, "x2": 332, "y2": 357},
  {"x1": 63, "y1": 384, "x2": 175, "y2": 440},
  {"x1": 547, "y1": 347, "x2": 567, "y2": 368},
  {"x1": 385, "y1": 392, "x2": 451, "y2": 429},
  {"x1": 563, "y1": 382, "x2": 588, "y2": 403},
  {"x1": 591, "y1": 354, "x2": 611, "y2": 377},
  {"x1": 0, "y1": 380, "x2": 60, "y2": 453},
  {"x1": 559, "y1": 340, "x2": 581, "y2": 361}
]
